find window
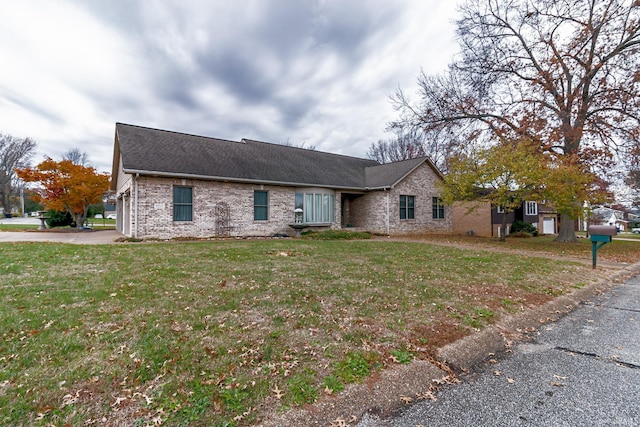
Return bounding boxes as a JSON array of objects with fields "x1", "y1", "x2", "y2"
[
  {"x1": 173, "y1": 186, "x2": 192, "y2": 221},
  {"x1": 295, "y1": 191, "x2": 334, "y2": 223},
  {"x1": 400, "y1": 195, "x2": 415, "y2": 220},
  {"x1": 432, "y1": 197, "x2": 445, "y2": 219},
  {"x1": 525, "y1": 201, "x2": 538, "y2": 216},
  {"x1": 496, "y1": 206, "x2": 505, "y2": 214},
  {"x1": 254, "y1": 190, "x2": 269, "y2": 221}
]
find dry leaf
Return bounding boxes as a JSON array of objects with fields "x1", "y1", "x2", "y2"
[
  {"x1": 507, "y1": 378, "x2": 516, "y2": 384},
  {"x1": 271, "y1": 385, "x2": 284, "y2": 400},
  {"x1": 416, "y1": 391, "x2": 437, "y2": 401},
  {"x1": 401, "y1": 396, "x2": 413, "y2": 404},
  {"x1": 493, "y1": 370, "x2": 502, "y2": 376},
  {"x1": 330, "y1": 417, "x2": 348, "y2": 427}
]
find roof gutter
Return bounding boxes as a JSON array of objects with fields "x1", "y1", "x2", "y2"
[{"x1": 122, "y1": 168, "x2": 371, "y2": 192}]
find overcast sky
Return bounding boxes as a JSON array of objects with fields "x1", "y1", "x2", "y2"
[{"x1": 0, "y1": 0, "x2": 460, "y2": 173}]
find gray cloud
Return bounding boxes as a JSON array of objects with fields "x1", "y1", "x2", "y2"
[{"x1": 0, "y1": 0, "x2": 460, "y2": 173}]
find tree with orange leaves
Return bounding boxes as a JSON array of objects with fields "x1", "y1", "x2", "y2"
[{"x1": 16, "y1": 158, "x2": 110, "y2": 229}]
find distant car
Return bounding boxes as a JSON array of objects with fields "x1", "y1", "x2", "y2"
[
  {"x1": 106, "y1": 213, "x2": 117, "y2": 220},
  {"x1": 94, "y1": 214, "x2": 103, "y2": 219},
  {"x1": 632, "y1": 228, "x2": 640, "y2": 234}
]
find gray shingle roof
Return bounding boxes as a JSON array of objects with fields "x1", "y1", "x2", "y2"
[{"x1": 113, "y1": 123, "x2": 439, "y2": 190}]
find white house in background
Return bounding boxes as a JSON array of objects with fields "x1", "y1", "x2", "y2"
[{"x1": 589, "y1": 205, "x2": 638, "y2": 231}]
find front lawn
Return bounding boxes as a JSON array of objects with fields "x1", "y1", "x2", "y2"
[{"x1": 0, "y1": 239, "x2": 615, "y2": 426}]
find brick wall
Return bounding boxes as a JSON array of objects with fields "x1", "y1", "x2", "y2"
[
  {"x1": 348, "y1": 162, "x2": 452, "y2": 235},
  {"x1": 120, "y1": 161, "x2": 451, "y2": 239},
  {"x1": 452, "y1": 201, "x2": 492, "y2": 237},
  {"x1": 132, "y1": 177, "x2": 341, "y2": 239}
]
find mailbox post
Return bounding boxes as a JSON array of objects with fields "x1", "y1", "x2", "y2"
[{"x1": 589, "y1": 225, "x2": 616, "y2": 269}]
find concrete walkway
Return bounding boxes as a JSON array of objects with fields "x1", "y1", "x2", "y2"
[
  {"x1": 0, "y1": 230, "x2": 123, "y2": 244},
  {"x1": 0, "y1": 217, "x2": 123, "y2": 244},
  {"x1": 0, "y1": 231, "x2": 124, "y2": 245}
]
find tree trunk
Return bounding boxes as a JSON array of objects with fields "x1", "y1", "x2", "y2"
[
  {"x1": 499, "y1": 211, "x2": 508, "y2": 242},
  {"x1": 555, "y1": 213, "x2": 577, "y2": 242},
  {"x1": 0, "y1": 184, "x2": 11, "y2": 215}
]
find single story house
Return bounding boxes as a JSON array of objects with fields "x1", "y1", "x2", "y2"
[
  {"x1": 111, "y1": 123, "x2": 452, "y2": 239},
  {"x1": 453, "y1": 200, "x2": 559, "y2": 237}
]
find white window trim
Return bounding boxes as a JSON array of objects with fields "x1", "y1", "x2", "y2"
[{"x1": 525, "y1": 201, "x2": 538, "y2": 216}]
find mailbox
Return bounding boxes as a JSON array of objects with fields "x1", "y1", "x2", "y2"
[
  {"x1": 588, "y1": 225, "x2": 616, "y2": 268},
  {"x1": 589, "y1": 225, "x2": 617, "y2": 242}
]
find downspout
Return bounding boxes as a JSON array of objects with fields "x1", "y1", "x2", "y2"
[
  {"x1": 134, "y1": 173, "x2": 139, "y2": 238},
  {"x1": 386, "y1": 189, "x2": 390, "y2": 235}
]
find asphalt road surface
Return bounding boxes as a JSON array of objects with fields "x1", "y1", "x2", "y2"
[{"x1": 357, "y1": 275, "x2": 640, "y2": 427}]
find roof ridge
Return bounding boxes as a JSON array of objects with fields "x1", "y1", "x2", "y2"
[
  {"x1": 116, "y1": 122, "x2": 240, "y2": 145},
  {"x1": 240, "y1": 138, "x2": 380, "y2": 163}
]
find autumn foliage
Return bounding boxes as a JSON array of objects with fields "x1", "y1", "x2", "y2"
[
  {"x1": 392, "y1": 0, "x2": 640, "y2": 241},
  {"x1": 16, "y1": 158, "x2": 110, "y2": 228}
]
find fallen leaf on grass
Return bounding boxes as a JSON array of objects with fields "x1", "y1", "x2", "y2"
[{"x1": 272, "y1": 385, "x2": 284, "y2": 400}]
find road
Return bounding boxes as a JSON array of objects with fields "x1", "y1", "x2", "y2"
[{"x1": 357, "y1": 275, "x2": 640, "y2": 427}]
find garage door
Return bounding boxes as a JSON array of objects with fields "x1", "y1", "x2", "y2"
[{"x1": 543, "y1": 217, "x2": 555, "y2": 234}]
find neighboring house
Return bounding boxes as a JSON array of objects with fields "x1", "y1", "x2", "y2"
[
  {"x1": 589, "y1": 205, "x2": 639, "y2": 231},
  {"x1": 453, "y1": 200, "x2": 559, "y2": 237},
  {"x1": 110, "y1": 123, "x2": 451, "y2": 239}
]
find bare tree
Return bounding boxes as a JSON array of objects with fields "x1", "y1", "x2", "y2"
[
  {"x1": 62, "y1": 148, "x2": 90, "y2": 166},
  {"x1": 367, "y1": 131, "x2": 427, "y2": 164},
  {"x1": 391, "y1": 0, "x2": 640, "y2": 242},
  {"x1": 281, "y1": 138, "x2": 316, "y2": 150},
  {"x1": 0, "y1": 133, "x2": 37, "y2": 215}
]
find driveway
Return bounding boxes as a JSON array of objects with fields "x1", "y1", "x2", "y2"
[
  {"x1": 357, "y1": 275, "x2": 640, "y2": 426},
  {"x1": 0, "y1": 217, "x2": 123, "y2": 244},
  {"x1": 0, "y1": 230, "x2": 123, "y2": 244}
]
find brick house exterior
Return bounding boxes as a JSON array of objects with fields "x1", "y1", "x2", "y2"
[
  {"x1": 111, "y1": 123, "x2": 451, "y2": 239},
  {"x1": 452, "y1": 200, "x2": 560, "y2": 237}
]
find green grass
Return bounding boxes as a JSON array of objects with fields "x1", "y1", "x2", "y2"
[
  {"x1": 419, "y1": 234, "x2": 640, "y2": 264},
  {"x1": 0, "y1": 239, "x2": 614, "y2": 426},
  {"x1": 0, "y1": 224, "x2": 39, "y2": 231}
]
